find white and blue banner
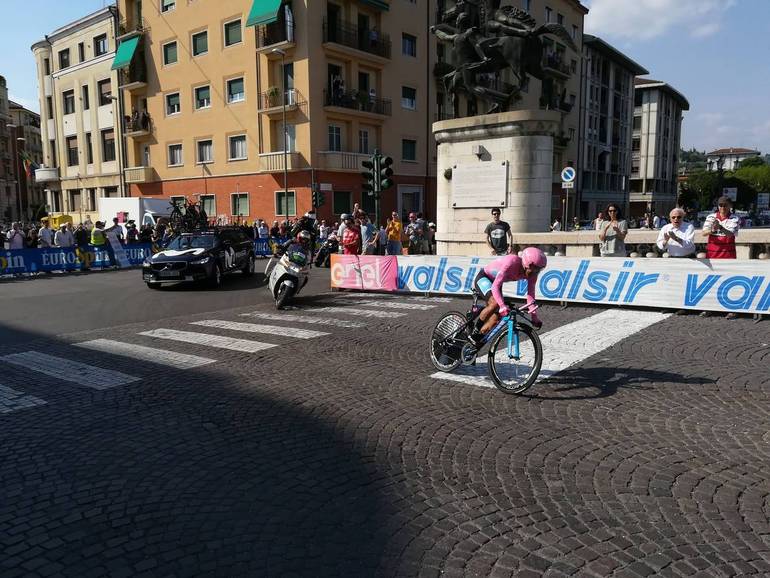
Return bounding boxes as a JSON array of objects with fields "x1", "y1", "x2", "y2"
[{"x1": 396, "y1": 256, "x2": 770, "y2": 314}]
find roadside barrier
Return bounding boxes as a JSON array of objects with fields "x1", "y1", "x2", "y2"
[
  {"x1": 330, "y1": 254, "x2": 770, "y2": 315},
  {"x1": 1, "y1": 244, "x2": 153, "y2": 275}
]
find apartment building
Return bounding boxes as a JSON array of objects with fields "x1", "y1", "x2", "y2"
[
  {"x1": 32, "y1": 7, "x2": 124, "y2": 223},
  {"x1": 114, "y1": 0, "x2": 433, "y2": 224},
  {"x1": 433, "y1": 0, "x2": 588, "y2": 221},
  {"x1": 0, "y1": 75, "x2": 17, "y2": 221},
  {"x1": 9, "y1": 101, "x2": 46, "y2": 220},
  {"x1": 629, "y1": 78, "x2": 689, "y2": 217},
  {"x1": 577, "y1": 35, "x2": 648, "y2": 220}
]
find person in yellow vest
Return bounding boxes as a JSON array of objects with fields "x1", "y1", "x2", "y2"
[{"x1": 90, "y1": 221, "x2": 115, "y2": 268}]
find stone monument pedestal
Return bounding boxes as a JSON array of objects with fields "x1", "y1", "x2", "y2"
[{"x1": 433, "y1": 110, "x2": 561, "y2": 256}]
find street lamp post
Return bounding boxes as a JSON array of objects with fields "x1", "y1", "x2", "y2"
[
  {"x1": 272, "y1": 48, "x2": 289, "y2": 225},
  {"x1": 6, "y1": 124, "x2": 22, "y2": 222},
  {"x1": 16, "y1": 137, "x2": 26, "y2": 220}
]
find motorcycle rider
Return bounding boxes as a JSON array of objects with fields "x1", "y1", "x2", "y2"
[
  {"x1": 290, "y1": 212, "x2": 317, "y2": 254},
  {"x1": 275, "y1": 230, "x2": 313, "y2": 266},
  {"x1": 468, "y1": 247, "x2": 547, "y2": 348}
]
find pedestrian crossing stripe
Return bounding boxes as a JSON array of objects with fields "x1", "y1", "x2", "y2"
[
  {"x1": 342, "y1": 300, "x2": 437, "y2": 311},
  {"x1": 139, "y1": 328, "x2": 278, "y2": 353},
  {"x1": 190, "y1": 320, "x2": 329, "y2": 339},
  {"x1": 310, "y1": 306, "x2": 408, "y2": 318},
  {"x1": 0, "y1": 384, "x2": 47, "y2": 414},
  {"x1": 240, "y1": 311, "x2": 366, "y2": 328},
  {"x1": 2, "y1": 351, "x2": 141, "y2": 390},
  {"x1": 76, "y1": 339, "x2": 217, "y2": 369},
  {"x1": 336, "y1": 293, "x2": 455, "y2": 303}
]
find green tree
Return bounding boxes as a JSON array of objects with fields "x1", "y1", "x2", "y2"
[
  {"x1": 738, "y1": 156, "x2": 765, "y2": 168},
  {"x1": 681, "y1": 170, "x2": 719, "y2": 210}
]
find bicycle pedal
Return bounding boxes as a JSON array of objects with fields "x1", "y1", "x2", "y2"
[{"x1": 461, "y1": 343, "x2": 478, "y2": 366}]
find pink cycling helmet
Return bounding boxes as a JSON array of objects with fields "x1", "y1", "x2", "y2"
[{"x1": 521, "y1": 247, "x2": 547, "y2": 270}]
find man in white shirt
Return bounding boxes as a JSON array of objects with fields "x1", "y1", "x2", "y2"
[
  {"x1": 54, "y1": 224, "x2": 75, "y2": 247},
  {"x1": 652, "y1": 214, "x2": 662, "y2": 230},
  {"x1": 257, "y1": 220, "x2": 269, "y2": 239},
  {"x1": 656, "y1": 208, "x2": 695, "y2": 258},
  {"x1": 38, "y1": 220, "x2": 54, "y2": 247}
]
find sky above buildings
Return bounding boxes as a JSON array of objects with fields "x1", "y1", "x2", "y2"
[{"x1": 1, "y1": 0, "x2": 768, "y2": 154}]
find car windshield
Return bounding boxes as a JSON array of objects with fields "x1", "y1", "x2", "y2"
[{"x1": 166, "y1": 235, "x2": 215, "y2": 250}]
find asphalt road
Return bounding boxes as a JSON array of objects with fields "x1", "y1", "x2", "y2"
[
  {"x1": 2, "y1": 269, "x2": 770, "y2": 576},
  {"x1": 0, "y1": 263, "x2": 325, "y2": 345}
]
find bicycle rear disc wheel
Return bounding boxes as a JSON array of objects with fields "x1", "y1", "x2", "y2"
[
  {"x1": 429, "y1": 311, "x2": 467, "y2": 372},
  {"x1": 487, "y1": 324, "x2": 543, "y2": 394}
]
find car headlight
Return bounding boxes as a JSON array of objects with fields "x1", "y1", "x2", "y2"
[
  {"x1": 191, "y1": 257, "x2": 211, "y2": 265},
  {"x1": 142, "y1": 260, "x2": 152, "y2": 268}
]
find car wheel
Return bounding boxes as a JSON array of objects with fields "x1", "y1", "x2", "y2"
[
  {"x1": 242, "y1": 253, "x2": 255, "y2": 276},
  {"x1": 208, "y1": 265, "x2": 223, "y2": 288}
]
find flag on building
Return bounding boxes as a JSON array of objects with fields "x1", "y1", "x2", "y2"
[{"x1": 19, "y1": 150, "x2": 39, "y2": 179}]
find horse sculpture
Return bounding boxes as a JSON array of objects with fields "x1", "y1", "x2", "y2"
[{"x1": 432, "y1": 5, "x2": 577, "y2": 114}]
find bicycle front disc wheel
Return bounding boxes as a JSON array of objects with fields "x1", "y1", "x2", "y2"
[
  {"x1": 429, "y1": 311, "x2": 467, "y2": 372},
  {"x1": 487, "y1": 324, "x2": 543, "y2": 394}
]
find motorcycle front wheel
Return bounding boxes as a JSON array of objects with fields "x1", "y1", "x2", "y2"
[{"x1": 275, "y1": 283, "x2": 294, "y2": 309}]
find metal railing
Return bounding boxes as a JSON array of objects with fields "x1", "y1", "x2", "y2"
[
  {"x1": 322, "y1": 19, "x2": 391, "y2": 59},
  {"x1": 258, "y1": 88, "x2": 303, "y2": 110},
  {"x1": 125, "y1": 112, "x2": 151, "y2": 134},
  {"x1": 323, "y1": 89, "x2": 391, "y2": 116},
  {"x1": 118, "y1": 17, "x2": 146, "y2": 37},
  {"x1": 542, "y1": 54, "x2": 571, "y2": 76},
  {"x1": 256, "y1": 20, "x2": 295, "y2": 49}
]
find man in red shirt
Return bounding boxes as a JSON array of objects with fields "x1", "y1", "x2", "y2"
[{"x1": 341, "y1": 214, "x2": 361, "y2": 255}]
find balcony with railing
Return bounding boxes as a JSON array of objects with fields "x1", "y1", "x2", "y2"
[
  {"x1": 322, "y1": 19, "x2": 391, "y2": 60},
  {"x1": 259, "y1": 151, "x2": 302, "y2": 172},
  {"x1": 324, "y1": 89, "x2": 391, "y2": 117},
  {"x1": 124, "y1": 166, "x2": 153, "y2": 184},
  {"x1": 542, "y1": 54, "x2": 571, "y2": 79},
  {"x1": 258, "y1": 88, "x2": 305, "y2": 114},
  {"x1": 318, "y1": 150, "x2": 370, "y2": 171},
  {"x1": 34, "y1": 166, "x2": 60, "y2": 183},
  {"x1": 117, "y1": 16, "x2": 147, "y2": 40},
  {"x1": 434, "y1": 111, "x2": 455, "y2": 122},
  {"x1": 124, "y1": 111, "x2": 152, "y2": 138},
  {"x1": 256, "y1": 20, "x2": 296, "y2": 52},
  {"x1": 539, "y1": 96, "x2": 573, "y2": 114}
]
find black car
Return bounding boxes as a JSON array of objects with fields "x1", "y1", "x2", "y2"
[{"x1": 142, "y1": 228, "x2": 256, "y2": 289}]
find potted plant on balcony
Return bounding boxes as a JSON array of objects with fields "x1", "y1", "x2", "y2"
[{"x1": 266, "y1": 86, "x2": 281, "y2": 108}]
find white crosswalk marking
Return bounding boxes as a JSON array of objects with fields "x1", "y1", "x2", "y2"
[
  {"x1": 139, "y1": 328, "x2": 277, "y2": 353},
  {"x1": 350, "y1": 300, "x2": 437, "y2": 311},
  {"x1": 431, "y1": 310, "x2": 671, "y2": 388},
  {"x1": 75, "y1": 339, "x2": 216, "y2": 369},
  {"x1": 337, "y1": 293, "x2": 455, "y2": 304},
  {"x1": 311, "y1": 306, "x2": 407, "y2": 318},
  {"x1": 0, "y1": 384, "x2": 47, "y2": 414},
  {"x1": 240, "y1": 311, "x2": 366, "y2": 328},
  {"x1": 190, "y1": 320, "x2": 329, "y2": 339},
  {"x1": 2, "y1": 351, "x2": 141, "y2": 390}
]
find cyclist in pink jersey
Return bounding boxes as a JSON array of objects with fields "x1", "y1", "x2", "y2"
[{"x1": 468, "y1": 247, "x2": 547, "y2": 346}]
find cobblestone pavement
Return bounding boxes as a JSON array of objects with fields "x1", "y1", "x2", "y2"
[{"x1": 1, "y1": 285, "x2": 770, "y2": 576}]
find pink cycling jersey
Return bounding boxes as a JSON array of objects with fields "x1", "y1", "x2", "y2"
[{"x1": 483, "y1": 255, "x2": 540, "y2": 317}]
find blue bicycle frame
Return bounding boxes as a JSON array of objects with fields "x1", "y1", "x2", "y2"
[{"x1": 481, "y1": 314, "x2": 520, "y2": 360}]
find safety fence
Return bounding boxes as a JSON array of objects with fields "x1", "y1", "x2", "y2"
[
  {"x1": 1, "y1": 238, "x2": 300, "y2": 276},
  {"x1": 330, "y1": 254, "x2": 770, "y2": 315}
]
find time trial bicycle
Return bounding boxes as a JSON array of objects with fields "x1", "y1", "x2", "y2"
[{"x1": 429, "y1": 289, "x2": 543, "y2": 394}]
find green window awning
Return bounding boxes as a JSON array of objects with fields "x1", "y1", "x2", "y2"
[
  {"x1": 246, "y1": 0, "x2": 283, "y2": 27},
  {"x1": 111, "y1": 36, "x2": 140, "y2": 70},
  {"x1": 360, "y1": 0, "x2": 389, "y2": 10}
]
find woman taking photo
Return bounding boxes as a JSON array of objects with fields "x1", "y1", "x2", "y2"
[{"x1": 598, "y1": 203, "x2": 628, "y2": 257}]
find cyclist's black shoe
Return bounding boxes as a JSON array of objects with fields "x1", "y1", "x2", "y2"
[{"x1": 468, "y1": 331, "x2": 485, "y2": 349}]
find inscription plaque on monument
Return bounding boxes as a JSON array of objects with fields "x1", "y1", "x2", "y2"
[{"x1": 451, "y1": 162, "x2": 508, "y2": 208}]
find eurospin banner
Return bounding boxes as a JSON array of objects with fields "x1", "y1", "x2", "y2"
[
  {"x1": 0, "y1": 244, "x2": 152, "y2": 275},
  {"x1": 331, "y1": 254, "x2": 770, "y2": 314}
]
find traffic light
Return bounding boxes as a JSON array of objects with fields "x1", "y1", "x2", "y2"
[
  {"x1": 361, "y1": 159, "x2": 376, "y2": 196},
  {"x1": 379, "y1": 155, "x2": 394, "y2": 191},
  {"x1": 317, "y1": 190, "x2": 326, "y2": 207},
  {"x1": 312, "y1": 190, "x2": 319, "y2": 208}
]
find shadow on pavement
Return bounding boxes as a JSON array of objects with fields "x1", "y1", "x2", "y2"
[
  {"x1": 0, "y1": 323, "x2": 390, "y2": 576},
  {"x1": 525, "y1": 366, "x2": 715, "y2": 400}
]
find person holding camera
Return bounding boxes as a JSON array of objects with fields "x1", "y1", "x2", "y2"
[{"x1": 702, "y1": 196, "x2": 739, "y2": 260}]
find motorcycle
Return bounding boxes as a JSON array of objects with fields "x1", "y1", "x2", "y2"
[
  {"x1": 314, "y1": 234, "x2": 339, "y2": 268},
  {"x1": 265, "y1": 245, "x2": 311, "y2": 309}
]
